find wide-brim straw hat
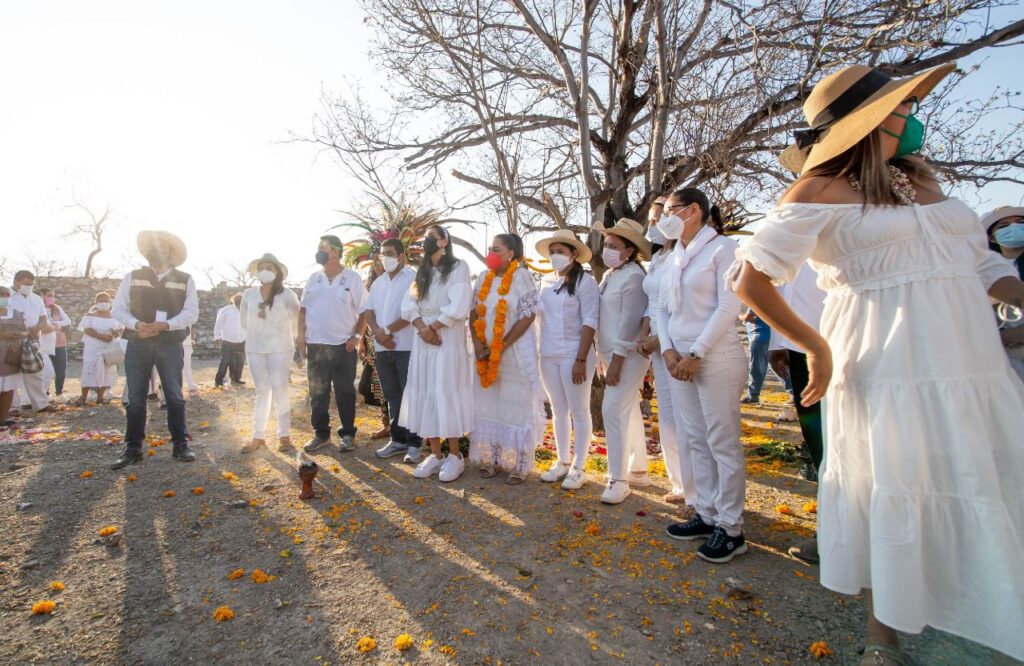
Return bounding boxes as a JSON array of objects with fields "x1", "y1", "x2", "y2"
[
  {"x1": 779, "y1": 63, "x2": 955, "y2": 175},
  {"x1": 137, "y1": 230, "x2": 187, "y2": 266},
  {"x1": 600, "y1": 218, "x2": 652, "y2": 260},
  {"x1": 247, "y1": 252, "x2": 289, "y2": 280},
  {"x1": 535, "y1": 229, "x2": 592, "y2": 263}
]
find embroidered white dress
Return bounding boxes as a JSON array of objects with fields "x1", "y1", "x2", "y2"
[
  {"x1": 399, "y1": 260, "x2": 474, "y2": 439},
  {"x1": 737, "y1": 198, "x2": 1024, "y2": 660},
  {"x1": 469, "y1": 267, "x2": 545, "y2": 475},
  {"x1": 78, "y1": 314, "x2": 122, "y2": 388}
]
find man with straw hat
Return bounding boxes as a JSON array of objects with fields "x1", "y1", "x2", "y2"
[{"x1": 110, "y1": 230, "x2": 198, "y2": 469}]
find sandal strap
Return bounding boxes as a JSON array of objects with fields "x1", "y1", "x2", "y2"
[{"x1": 861, "y1": 644, "x2": 911, "y2": 666}]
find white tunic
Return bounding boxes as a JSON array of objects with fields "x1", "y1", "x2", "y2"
[
  {"x1": 469, "y1": 267, "x2": 544, "y2": 475},
  {"x1": 78, "y1": 314, "x2": 122, "y2": 388},
  {"x1": 399, "y1": 260, "x2": 474, "y2": 439},
  {"x1": 737, "y1": 198, "x2": 1024, "y2": 660},
  {"x1": 239, "y1": 287, "x2": 300, "y2": 354}
]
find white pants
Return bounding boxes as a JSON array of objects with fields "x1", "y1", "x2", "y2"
[
  {"x1": 651, "y1": 351, "x2": 694, "y2": 502},
  {"x1": 182, "y1": 344, "x2": 198, "y2": 391},
  {"x1": 670, "y1": 342, "x2": 747, "y2": 535},
  {"x1": 599, "y1": 351, "x2": 651, "y2": 481},
  {"x1": 540, "y1": 352, "x2": 596, "y2": 470},
  {"x1": 249, "y1": 351, "x2": 292, "y2": 439},
  {"x1": 19, "y1": 355, "x2": 52, "y2": 410}
]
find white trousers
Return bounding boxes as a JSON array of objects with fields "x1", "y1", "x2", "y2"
[
  {"x1": 248, "y1": 351, "x2": 292, "y2": 439},
  {"x1": 670, "y1": 342, "x2": 747, "y2": 535},
  {"x1": 539, "y1": 352, "x2": 596, "y2": 470},
  {"x1": 182, "y1": 344, "x2": 198, "y2": 391},
  {"x1": 19, "y1": 354, "x2": 52, "y2": 410},
  {"x1": 599, "y1": 351, "x2": 651, "y2": 481},
  {"x1": 651, "y1": 351, "x2": 694, "y2": 502}
]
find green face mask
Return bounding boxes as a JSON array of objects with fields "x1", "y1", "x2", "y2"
[{"x1": 882, "y1": 111, "x2": 924, "y2": 158}]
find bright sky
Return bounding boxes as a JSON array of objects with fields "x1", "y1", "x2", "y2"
[{"x1": 2, "y1": 2, "x2": 1021, "y2": 286}]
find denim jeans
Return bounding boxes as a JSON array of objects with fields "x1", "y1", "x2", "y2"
[
  {"x1": 215, "y1": 340, "x2": 246, "y2": 385},
  {"x1": 50, "y1": 347, "x2": 68, "y2": 395},
  {"x1": 374, "y1": 350, "x2": 420, "y2": 447},
  {"x1": 125, "y1": 339, "x2": 187, "y2": 452},
  {"x1": 745, "y1": 319, "x2": 791, "y2": 399},
  {"x1": 306, "y1": 343, "x2": 357, "y2": 440}
]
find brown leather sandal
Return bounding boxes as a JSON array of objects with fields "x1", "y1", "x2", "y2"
[{"x1": 478, "y1": 464, "x2": 499, "y2": 478}]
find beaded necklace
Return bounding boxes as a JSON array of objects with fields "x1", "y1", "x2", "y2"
[{"x1": 847, "y1": 165, "x2": 917, "y2": 205}]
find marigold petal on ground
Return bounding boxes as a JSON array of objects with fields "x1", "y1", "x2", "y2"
[
  {"x1": 222, "y1": 471, "x2": 237, "y2": 481},
  {"x1": 227, "y1": 568, "x2": 245, "y2": 580},
  {"x1": 126, "y1": 473, "x2": 137, "y2": 482},
  {"x1": 213, "y1": 605, "x2": 234, "y2": 622},
  {"x1": 585, "y1": 523, "x2": 601, "y2": 536},
  {"x1": 394, "y1": 633, "x2": 414, "y2": 651},
  {"x1": 162, "y1": 490, "x2": 176, "y2": 498},
  {"x1": 32, "y1": 600, "x2": 56, "y2": 614},
  {"x1": 80, "y1": 470, "x2": 93, "y2": 478},
  {"x1": 193, "y1": 487, "x2": 204, "y2": 495},
  {"x1": 776, "y1": 504, "x2": 794, "y2": 515},
  {"x1": 803, "y1": 500, "x2": 818, "y2": 514},
  {"x1": 809, "y1": 641, "x2": 832, "y2": 658},
  {"x1": 98, "y1": 526, "x2": 118, "y2": 537},
  {"x1": 50, "y1": 581, "x2": 64, "y2": 591},
  {"x1": 356, "y1": 636, "x2": 377, "y2": 653},
  {"x1": 251, "y1": 569, "x2": 275, "y2": 584}
]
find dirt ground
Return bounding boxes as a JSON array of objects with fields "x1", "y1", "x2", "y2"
[{"x1": 0, "y1": 360, "x2": 1018, "y2": 665}]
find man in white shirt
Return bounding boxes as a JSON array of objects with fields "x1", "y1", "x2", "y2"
[
  {"x1": 110, "y1": 230, "x2": 199, "y2": 469},
  {"x1": 359, "y1": 238, "x2": 421, "y2": 461},
  {"x1": 213, "y1": 293, "x2": 247, "y2": 387},
  {"x1": 9, "y1": 270, "x2": 54, "y2": 413},
  {"x1": 298, "y1": 234, "x2": 367, "y2": 454}
]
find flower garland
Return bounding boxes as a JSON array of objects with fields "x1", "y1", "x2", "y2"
[{"x1": 473, "y1": 260, "x2": 519, "y2": 388}]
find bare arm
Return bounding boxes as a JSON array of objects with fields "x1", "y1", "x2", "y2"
[{"x1": 989, "y1": 276, "x2": 1024, "y2": 310}]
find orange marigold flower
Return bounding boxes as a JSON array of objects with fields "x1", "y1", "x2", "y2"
[
  {"x1": 776, "y1": 504, "x2": 794, "y2": 515},
  {"x1": 80, "y1": 470, "x2": 93, "y2": 479},
  {"x1": 585, "y1": 523, "x2": 601, "y2": 536},
  {"x1": 162, "y1": 490, "x2": 176, "y2": 498},
  {"x1": 809, "y1": 641, "x2": 832, "y2": 658},
  {"x1": 147, "y1": 450, "x2": 156, "y2": 457},
  {"x1": 212, "y1": 605, "x2": 234, "y2": 622},
  {"x1": 126, "y1": 473, "x2": 137, "y2": 482},
  {"x1": 251, "y1": 569, "x2": 275, "y2": 584},
  {"x1": 221, "y1": 471, "x2": 237, "y2": 481},
  {"x1": 394, "y1": 633, "x2": 414, "y2": 651},
  {"x1": 461, "y1": 628, "x2": 476, "y2": 637},
  {"x1": 226, "y1": 568, "x2": 245, "y2": 580},
  {"x1": 439, "y1": 645, "x2": 457, "y2": 657},
  {"x1": 803, "y1": 500, "x2": 818, "y2": 514},
  {"x1": 98, "y1": 526, "x2": 118, "y2": 537},
  {"x1": 413, "y1": 496, "x2": 425, "y2": 505},
  {"x1": 356, "y1": 636, "x2": 377, "y2": 653},
  {"x1": 50, "y1": 581, "x2": 65, "y2": 591},
  {"x1": 193, "y1": 487, "x2": 205, "y2": 495},
  {"x1": 32, "y1": 600, "x2": 56, "y2": 614}
]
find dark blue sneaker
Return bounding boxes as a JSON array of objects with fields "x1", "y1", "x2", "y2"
[
  {"x1": 665, "y1": 516, "x2": 716, "y2": 541},
  {"x1": 697, "y1": 527, "x2": 748, "y2": 563}
]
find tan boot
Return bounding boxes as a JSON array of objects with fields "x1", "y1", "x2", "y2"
[
  {"x1": 241, "y1": 438, "x2": 266, "y2": 454},
  {"x1": 278, "y1": 436, "x2": 295, "y2": 452}
]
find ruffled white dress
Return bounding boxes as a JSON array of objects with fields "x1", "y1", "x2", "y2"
[
  {"x1": 469, "y1": 267, "x2": 545, "y2": 476},
  {"x1": 399, "y1": 260, "x2": 474, "y2": 439},
  {"x1": 737, "y1": 198, "x2": 1024, "y2": 660},
  {"x1": 78, "y1": 314, "x2": 122, "y2": 388}
]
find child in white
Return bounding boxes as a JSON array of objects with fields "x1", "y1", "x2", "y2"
[
  {"x1": 239, "y1": 254, "x2": 300, "y2": 452},
  {"x1": 77, "y1": 293, "x2": 123, "y2": 404},
  {"x1": 535, "y1": 230, "x2": 599, "y2": 490}
]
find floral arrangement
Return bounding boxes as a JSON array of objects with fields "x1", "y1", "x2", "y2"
[
  {"x1": 472, "y1": 260, "x2": 519, "y2": 387},
  {"x1": 333, "y1": 195, "x2": 441, "y2": 268}
]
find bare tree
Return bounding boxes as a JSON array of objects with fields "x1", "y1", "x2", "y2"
[
  {"x1": 312, "y1": 0, "x2": 1024, "y2": 252},
  {"x1": 64, "y1": 189, "x2": 114, "y2": 279},
  {"x1": 25, "y1": 253, "x2": 78, "y2": 278}
]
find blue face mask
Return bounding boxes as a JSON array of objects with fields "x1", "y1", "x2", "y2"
[
  {"x1": 315, "y1": 250, "x2": 330, "y2": 265},
  {"x1": 994, "y1": 223, "x2": 1024, "y2": 249},
  {"x1": 0, "y1": 298, "x2": 8, "y2": 308}
]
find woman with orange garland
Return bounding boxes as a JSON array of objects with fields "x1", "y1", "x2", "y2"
[{"x1": 469, "y1": 233, "x2": 544, "y2": 484}]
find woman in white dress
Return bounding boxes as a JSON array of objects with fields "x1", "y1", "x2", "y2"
[
  {"x1": 733, "y1": 63, "x2": 1024, "y2": 664},
  {"x1": 469, "y1": 233, "x2": 543, "y2": 484},
  {"x1": 535, "y1": 230, "x2": 599, "y2": 490},
  {"x1": 402, "y1": 225, "x2": 474, "y2": 482},
  {"x1": 596, "y1": 219, "x2": 651, "y2": 505},
  {"x1": 654, "y1": 187, "x2": 747, "y2": 564},
  {"x1": 240, "y1": 253, "x2": 301, "y2": 453},
  {"x1": 76, "y1": 291, "x2": 123, "y2": 405},
  {"x1": 636, "y1": 197, "x2": 693, "y2": 506}
]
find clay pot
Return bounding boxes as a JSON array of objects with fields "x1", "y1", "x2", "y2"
[{"x1": 297, "y1": 461, "x2": 318, "y2": 500}]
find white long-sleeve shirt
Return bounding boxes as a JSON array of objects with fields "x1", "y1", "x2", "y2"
[
  {"x1": 769, "y1": 262, "x2": 827, "y2": 353},
  {"x1": 113, "y1": 270, "x2": 199, "y2": 332},
  {"x1": 538, "y1": 271, "x2": 600, "y2": 358},
  {"x1": 239, "y1": 286, "x2": 300, "y2": 354},
  {"x1": 362, "y1": 266, "x2": 416, "y2": 352},
  {"x1": 214, "y1": 304, "x2": 247, "y2": 343},
  {"x1": 598, "y1": 262, "x2": 648, "y2": 359},
  {"x1": 655, "y1": 234, "x2": 741, "y2": 357}
]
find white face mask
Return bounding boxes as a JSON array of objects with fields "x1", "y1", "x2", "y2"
[
  {"x1": 657, "y1": 214, "x2": 684, "y2": 240},
  {"x1": 549, "y1": 254, "x2": 572, "y2": 273},
  {"x1": 645, "y1": 224, "x2": 667, "y2": 245},
  {"x1": 381, "y1": 256, "x2": 400, "y2": 273},
  {"x1": 18, "y1": 285, "x2": 33, "y2": 297},
  {"x1": 602, "y1": 247, "x2": 625, "y2": 268},
  {"x1": 95, "y1": 302, "x2": 111, "y2": 312},
  {"x1": 257, "y1": 269, "x2": 276, "y2": 284}
]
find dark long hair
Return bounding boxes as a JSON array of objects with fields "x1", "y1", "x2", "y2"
[
  {"x1": 549, "y1": 240, "x2": 585, "y2": 297},
  {"x1": 669, "y1": 187, "x2": 724, "y2": 234},
  {"x1": 414, "y1": 224, "x2": 457, "y2": 301},
  {"x1": 262, "y1": 264, "x2": 284, "y2": 310},
  {"x1": 493, "y1": 233, "x2": 525, "y2": 261}
]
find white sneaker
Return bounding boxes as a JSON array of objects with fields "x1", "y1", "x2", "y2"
[
  {"x1": 540, "y1": 462, "x2": 570, "y2": 483},
  {"x1": 413, "y1": 454, "x2": 444, "y2": 479},
  {"x1": 403, "y1": 446, "x2": 422, "y2": 464},
  {"x1": 628, "y1": 471, "x2": 652, "y2": 487},
  {"x1": 779, "y1": 405, "x2": 798, "y2": 422},
  {"x1": 601, "y1": 480, "x2": 631, "y2": 504},
  {"x1": 561, "y1": 467, "x2": 586, "y2": 490},
  {"x1": 438, "y1": 454, "x2": 465, "y2": 482}
]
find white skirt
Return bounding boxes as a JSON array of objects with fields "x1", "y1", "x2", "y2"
[
  {"x1": 0, "y1": 373, "x2": 23, "y2": 393},
  {"x1": 399, "y1": 322, "x2": 474, "y2": 439},
  {"x1": 81, "y1": 347, "x2": 117, "y2": 388}
]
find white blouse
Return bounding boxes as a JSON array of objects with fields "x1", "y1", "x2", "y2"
[
  {"x1": 642, "y1": 247, "x2": 673, "y2": 323},
  {"x1": 538, "y1": 271, "x2": 599, "y2": 359},
  {"x1": 654, "y1": 234, "x2": 742, "y2": 357},
  {"x1": 239, "y1": 287, "x2": 301, "y2": 354},
  {"x1": 597, "y1": 262, "x2": 648, "y2": 358},
  {"x1": 401, "y1": 259, "x2": 472, "y2": 326},
  {"x1": 77, "y1": 315, "x2": 123, "y2": 353}
]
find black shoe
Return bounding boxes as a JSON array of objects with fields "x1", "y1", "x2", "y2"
[
  {"x1": 799, "y1": 462, "x2": 818, "y2": 482},
  {"x1": 172, "y1": 443, "x2": 196, "y2": 462},
  {"x1": 231, "y1": 380, "x2": 246, "y2": 385},
  {"x1": 666, "y1": 516, "x2": 716, "y2": 541},
  {"x1": 740, "y1": 395, "x2": 759, "y2": 404},
  {"x1": 110, "y1": 450, "x2": 143, "y2": 470},
  {"x1": 788, "y1": 536, "x2": 819, "y2": 564},
  {"x1": 697, "y1": 527, "x2": 748, "y2": 563}
]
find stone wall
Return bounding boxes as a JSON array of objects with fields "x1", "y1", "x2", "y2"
[{"x1": 34, "y1": 276, "x2": 270, "y2": 359}]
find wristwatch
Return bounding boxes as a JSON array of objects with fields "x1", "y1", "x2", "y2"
[
  {"x1": 688, "y1": 350, "x2": 701, "y2": 360},
  {"x1": 382, "y1": 326, "x2": 391, "y2": 336}
]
